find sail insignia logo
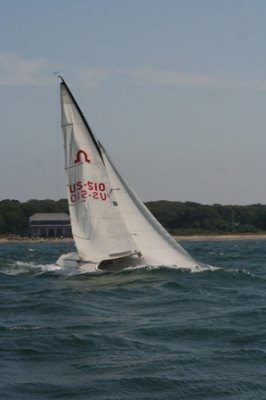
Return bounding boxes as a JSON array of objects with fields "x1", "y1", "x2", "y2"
[{"x1": 74, "y1": 149, "x2": 91, "y2": 164}]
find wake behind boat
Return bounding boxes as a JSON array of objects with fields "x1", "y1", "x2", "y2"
[{"x1": 56, "y1": 78, "x2": 200, "y2": 272}]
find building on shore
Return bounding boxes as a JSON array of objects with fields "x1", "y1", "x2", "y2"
[{"x1": 29, "y1": 213, "x2": 72, "y2": 238}]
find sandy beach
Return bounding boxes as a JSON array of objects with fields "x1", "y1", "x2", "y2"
[
  {"x1": 174, "y1": 234, "x2": 266, "y2": 241},
  {"x1": 0, "y1": 237, "x2": 74, "y2": 244},
  {"x1": 1, "y1": 234, "x2": 266, "y2": 244}
]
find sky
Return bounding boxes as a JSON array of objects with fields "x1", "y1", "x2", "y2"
[{"x1": 0, "y1": 0, "x2": 266, "y2": 205}]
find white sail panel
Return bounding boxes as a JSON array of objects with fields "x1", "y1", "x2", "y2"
[
  {"x1": 60, "y1": 83, "x2": 137, "y2": 262},
  {"x1": 100, "y1": 145, "x2": 198, "y2": 268}
]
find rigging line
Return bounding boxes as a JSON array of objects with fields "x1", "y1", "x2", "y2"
[
  {"x1": 52, "y1": 72, "x2": 62, "y2": 200},
  {"x1": 54, "y1": 73, "x2": 68, "y2": 200},
  {"x1": 55, "y1": 81, "x2": 62, "y2": 200}
]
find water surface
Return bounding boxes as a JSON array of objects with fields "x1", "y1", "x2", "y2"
[{"x1": 0, "y1": 240, "x2": 265, "y2": 399}]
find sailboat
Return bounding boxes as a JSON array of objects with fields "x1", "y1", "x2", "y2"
[{"x1": 56, "y1": 78, "x2": 200, "y2": 272}]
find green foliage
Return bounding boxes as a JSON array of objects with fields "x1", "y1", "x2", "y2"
[
  {"x1": 0, "y1": 198, "x2": 266, "y2": 236},
  {"x1": 146, "y1": 201, "x2": 266, "y2": 234},
  {"x1": 0, "y1": 214, "x2": 6, "y2": 233}
]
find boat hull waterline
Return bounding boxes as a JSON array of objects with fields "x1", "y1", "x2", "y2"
[{"x1": 55, "y1": 251, "x2": 200, "y2": 273}]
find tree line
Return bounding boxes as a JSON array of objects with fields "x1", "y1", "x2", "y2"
[
  {"x1": 1, "y1": 198, "x2": 266, "y2": 236},
  {"x1": 146, "y1": 201, "x2": 266, "y2": 234}
]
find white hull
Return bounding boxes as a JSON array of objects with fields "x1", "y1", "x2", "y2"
[
  {"x1": 55, "y1": 252, "x2": 99, "y2": 272},
  {"x1": 55, "y1": 250, "x2": 197, "y2": 273},
  {"x1": 55, "y1": 251, "x2": 146, "y2": 273}
]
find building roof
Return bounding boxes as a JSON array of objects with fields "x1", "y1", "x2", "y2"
[{"x1": 29, "y1": 213, "x2": 70, "y2": 222}]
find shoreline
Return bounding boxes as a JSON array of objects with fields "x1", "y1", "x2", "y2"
[
  {"x1": 0, "y1": 237, "x2": 74, "y2": 244},
  {"x1": 1, "y1": 234, "x2": 266, "y2": 244},
  {"x1": 174, "y1": 234, "x2": 266, "y2": 241}
]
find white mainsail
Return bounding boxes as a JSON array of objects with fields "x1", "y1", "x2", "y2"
[
  {"x1": 60, "y1": 81, "x2": 138, "y2": 263},
  {"x1": 59, "y1": 79, "x2": 198, "y2": 270}
]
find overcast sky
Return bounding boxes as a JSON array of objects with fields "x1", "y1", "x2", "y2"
[{"x1": 0, "y1": 0, "x2": 266, "y2": 205}]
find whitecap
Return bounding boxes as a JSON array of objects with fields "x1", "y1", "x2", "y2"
[
  {"x1": 123, "y1": 263, "x2": 219, "y2": 273},
  {"x1": 0, "y1": 261, "x2": 63, "y2": 276}
]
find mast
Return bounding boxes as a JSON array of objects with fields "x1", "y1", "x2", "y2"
[{"x1": 59, "y1": 77, "x2": 103, "y2": 161}]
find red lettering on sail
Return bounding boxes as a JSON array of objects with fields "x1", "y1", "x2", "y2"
[
  {"x1": 74, "y1": 149, "x2": 91, "y2": 164},
  {"x1": 68, "y1": 179, "x2": 107, "y2": 204}
]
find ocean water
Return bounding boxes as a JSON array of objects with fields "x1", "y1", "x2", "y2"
[{"x1": 0, "y1": 240, "x2": 266, "y2": 400}]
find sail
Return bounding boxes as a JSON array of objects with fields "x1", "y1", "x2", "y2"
[
  {"x1": 60, "y1": 81, "x2": 138, "y2": 262},
  {"x1": 100, "y1": 144, "x2": 198, "y2": 268}
]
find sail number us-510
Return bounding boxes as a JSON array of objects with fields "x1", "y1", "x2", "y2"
[{"x1": 68, "y1": 180, "x2": 107, "y2": 203}]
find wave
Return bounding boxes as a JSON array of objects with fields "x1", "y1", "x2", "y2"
[
  {"x1": 0, "y1": 260, "x2": 63, "y2": 276},
  {"x1": 123, "y1": 262, "x2": 218, "y2": 273},
  {"x1": 0, "y1": 253, "x2": 217, "y2": 276},
  {"x1": 0, "y1": 259, "x2": 263, "y2": 284}
]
